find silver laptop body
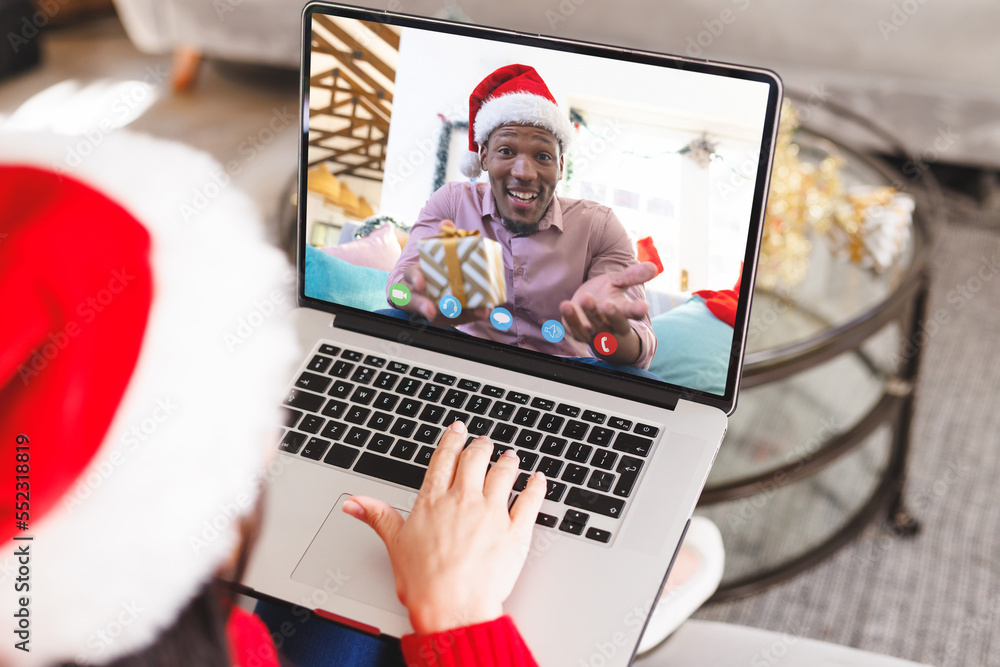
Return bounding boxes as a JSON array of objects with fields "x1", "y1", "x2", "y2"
[{"x1": 240, "y1": 4, "x2": 781, "y2": 665}]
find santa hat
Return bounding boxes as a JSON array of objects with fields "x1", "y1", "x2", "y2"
[
  {"x1": 0, "y1": 128, "x2": 297, "y2": 666},
  {"x1": 459, "y1": 64, "x2": 575, "y2": 179}
]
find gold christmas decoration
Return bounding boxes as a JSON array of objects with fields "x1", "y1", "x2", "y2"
[{"x1": 757, "y1": 102, "x2": 913, "y2": 288}]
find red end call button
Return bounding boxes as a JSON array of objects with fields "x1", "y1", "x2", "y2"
[{"x1": 594, "y1": 332, "x2": 617, "y2": 357}]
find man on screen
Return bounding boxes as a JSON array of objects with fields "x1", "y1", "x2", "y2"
[{"x1": 386, "y1": 64, "x2": 657, "y2": 371}]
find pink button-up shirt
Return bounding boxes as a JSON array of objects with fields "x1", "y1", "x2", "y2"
[{"x1": 387, "y1": 181, "x2": 656, "y2": 369}]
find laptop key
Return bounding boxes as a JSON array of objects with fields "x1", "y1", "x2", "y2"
[
  {"x1": 531, "y1": 397, "x2": 555, "y2": 411},
  {"x1": 284, "y1": 390, "x2": 325, "y2": 413},
  {"x1": 321, "y1": 399, "x2": 348, "y2": 420},
  {"x1": 415, "y1": 446, "x2": 435, "y2": 466},
  {"x1": 506, "y1": 391, "x2": 530, "y2": 404},
  {"x1": 588, "y1": 470, "x2": 616, "y2": 492},
  {"x1": 388, "y1": 361, "x2": 409, "y2": 374},
  {"x1": 318, "y1": 344, "x2": 341, "y2": 356},
  {"x1": 278, "y1": 430, "x2": 306, "y2": 454},
  {"x1": 591, "y1": 449, "x2": 618, "y2": 470},
  {"x1": 563, "y1": 420, "x2": 588, "y2": 440},
  {"x1": 562, "y1": 464, "x2": 588, "y2": 485},
  {"x1": 609, "y1": 417, "x2": 633, "y2": 431},
  {"x1": 458, "y1": 379, "x2": 480, "y2": 392},
  {"x1": 538, "y1": 457, "x2": 563, "y2": 478},
  {"x1": 367, "y1": 411, "x2": 393, "y2": 431},
  {"x1": 390, "y1": 418, "x2": 416, "y2": 438},
  {"x1": 540, "y1": 436, "x2": 567, "y2": 457},
  {"x1": 341, "y1": 350, "x2": 363, "y2": 362},
  {"x1": 514, "y1": 472, "x2": 531, "y2": 492},
  {"x1": 582, "y1": 410, "x2": 606, "y2": 424},
  {"x1": 350, "y1": 386, "x2": 377, "y2": 405},
  {"x1": 323, "y1": 444, "x2": 358, "y2": 469},
  {"x1": 468, "y1": 416, "x2": 494, "y2": 436},
  {"x1": 491, "y1": 443, "x2": 513, "y2": 462},
  {"x1": 353, "y1": 452, "x2": 426, "y2": 490},
  {"x1": 328, "y1": 380, "x2": 353, "y2": 399},
  {"x1": 491, "y1": 423, "x2": 517, "y2": 443},
  {"x1": 586, "y1": 527, "x2": 612, "y2": 543},
  {"x1": 307, "y1": 354, "x2": 332, "y2": 373},
  {"x1": 538, "y1": 414, "x2": 564, "y2": 433},
  {"x1": 419, "y1": 404, "x2": 445, "y2": 424},
  {"x1": 482, "y1": 384, "x2": 505, "y2": 398},
  {"x1": 397, "y1": 378, "x2": 422, "y2": 396},
  {"x1": 559, "y1": 510, "x2": 589, "y2": 535},
  {"x1": 516, "y1": 451, "x2": 538, "y2": 471},
  {"x1": 565, "y1": 487, "x2": 625, "y2": 518},
  {"x1": 443, "y1": 410, "x2": 469, "y2": 427},
  {"x1": 299, "y1": 415, "x2": 325, "y2": 434},
  {"x1": 467, "y1": 396, "x2": 492, "y2": 415},
  {"x1": 419, "y1": 383, "x2": 445, "y2": 402},
  {"x1": 414, "y1": 425, "x2": 442, "y2": 444},
  {"x1": 391, "y1": 440, "x2": 418, "y2": 461},
  {"x1": 344, "y1": 406, "x2": 371, "y2": 424},
  {"x1": 556, "y1": 403, "x2": 581, "y2": 417},
  {"x1": 410, "y1": 366, "x2": 432, "y2": 379},
  {"x1": 612, "y1": 432, "x2": 653, "y2": 457},
  {"x1": 329, "y1": 360, "x2": 354, "y2": 378},
  {"x1": 634, "y1": 423, "x2": 659, "y2": 437},
  {"x1": 514, "y1": 429, "x2": 541, "y2": 450},
  {"x1": 433, "y1": 372, "x2": 456, "y2": 386},
  {"x1": 613, "y1": 456, "x2": 644, "y2": 498},
  {"x1": 363, "y1": 355, "x2": 386, "y2": 368},
  {"x1": 321, "y1": 421, "x2": 346, "y2": 441},
  {"x1": 536, "y1": 512, "x2": 558, "y2": 527},
  {"x1": 350, "y1": 366, "x2": 376, "y2": 384},
  {"x1": 345, "y1": 427, "x2": 370, "y2": 447},
  {"x1": 374, "y1": 372, "x2": 399, "y2": 390},
  {"x1": 513, "y1": 407, "x2": 539, "y2": 428},
  {"x1": 301, "y1": 437, "x2": 330, "y2": 460},
  {"x1": 566, "y1": 442, "x2": 593, "y2": 463},
  {"x1": 489, "y1": 401, "x2": 516, "y2": 421},
  {"x1": 442, "y1": 389, "x2": 468, "y2": 409},
  {"x1": 545, "y1": 480, "x2": 567, "y2": 502},
  {"x1": 367, "y1": 434, "x2": 394, "y2": 453},
  {"x1": 374, "y1": 392, "x2": 399, "y2": 411},
  {"x1": 281, "y1": 407, "x2": 302, "y2": 428},
  {"x1": 396, "y1": 398, "x2": 422, "y2": 417},
  {"x1": 587, "y1": 427, "x2": 614, "y2": 447}
]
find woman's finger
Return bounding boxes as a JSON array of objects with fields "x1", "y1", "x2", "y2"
[
  {"x1": 419, "y1": 421, "x2": 468, "y2": 502},
  {"x1": 451, "y1": 436, "x2": 494, "y2": 494},
  {"x1": 482, "y1": 448, "x2": 521, "y2": 502}
]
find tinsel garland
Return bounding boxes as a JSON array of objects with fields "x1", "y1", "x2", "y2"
[{"x1": 433, "y1": 117, "x2": 469, "y2": 193}]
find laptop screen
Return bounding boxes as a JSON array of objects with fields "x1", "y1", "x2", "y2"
[{"x1": 299, "y1": 3, "x2": 780, "y2": 412}]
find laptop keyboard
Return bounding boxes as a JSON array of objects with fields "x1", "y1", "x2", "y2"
[{"x1": 278, "y1": 342, "x2": 661, "y2": 546}]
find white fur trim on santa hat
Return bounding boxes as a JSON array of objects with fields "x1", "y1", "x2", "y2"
[
  {"x1": 473, "y1": 91, "x2": 575, "y2": 158},
  {"x1": 0, "y1": 128, "x2": 298, "y2": 666},
  {"x1": 459, "y1": 149, "x2": 483, "y2": 179}
]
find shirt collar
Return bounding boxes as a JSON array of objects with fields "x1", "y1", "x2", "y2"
[{"x1": 480, "y1": 181, "x2": 564, "y2": 233}]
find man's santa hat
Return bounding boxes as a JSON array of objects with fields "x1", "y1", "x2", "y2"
[
  {"x1": 459, "y1": 64, "x2": 575, "y2": 179},
  {"x1": 0, "y1": 128, "x2": 297, "y2": 665}
]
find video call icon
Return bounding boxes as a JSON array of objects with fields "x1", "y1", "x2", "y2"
[
  {"x1": 490, "y1": 307, "x2": 513, "y2": 331},
  {"x1": 438, "y1": 295, "x2": 462, "y2": 319},
  {"x1": 541, "y1": 319, "x2": 565, "y2": 344},
  {"x1": 389, "y1": 283, "x2": 411, "y2": 307}
]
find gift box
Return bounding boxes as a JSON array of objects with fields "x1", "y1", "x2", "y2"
[{"x1": 418, "y1": 221, "x2": 507, "y2": 310}]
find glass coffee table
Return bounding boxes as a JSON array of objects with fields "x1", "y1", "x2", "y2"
[{"x1": 695, "y1": 116, "x2": 938, "y2": 601}]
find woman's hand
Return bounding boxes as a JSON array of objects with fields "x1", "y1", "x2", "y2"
[{"x1": 342, "y1": 421, "x2": 547, "y2": 634}]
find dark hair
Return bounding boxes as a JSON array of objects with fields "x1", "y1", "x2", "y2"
[{"x1": 58, "y1": 581, "x2": 232, "y2": 667}]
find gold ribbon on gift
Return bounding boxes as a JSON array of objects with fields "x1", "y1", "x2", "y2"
[{"x1": 437, "y1": 221, "x2": 480, "y2": 307}]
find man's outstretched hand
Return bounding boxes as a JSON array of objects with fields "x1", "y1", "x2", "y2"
[{"x1": 559, "y1": 261, "x2": 657, "y2": 366}]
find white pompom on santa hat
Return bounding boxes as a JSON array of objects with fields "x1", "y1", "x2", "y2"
[
  {"x1": 0, "y1": 127, "x2": 298, "y2": 666},
  {"x1": 459, "y1": 63, "x2": 576, "y2": 179}
]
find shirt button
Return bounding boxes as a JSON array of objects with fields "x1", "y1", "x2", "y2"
[{"x1": 515, "y1": 268, "x2": 524, "y2": 275}]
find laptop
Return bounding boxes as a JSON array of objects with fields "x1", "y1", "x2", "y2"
[{"x1": 239, "y1": 3, "x2": 781, "y2": 664}]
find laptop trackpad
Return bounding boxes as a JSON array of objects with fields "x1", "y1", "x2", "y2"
[{"x1": 291, "y1": 493, "x2": 409, "y2": 615}]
